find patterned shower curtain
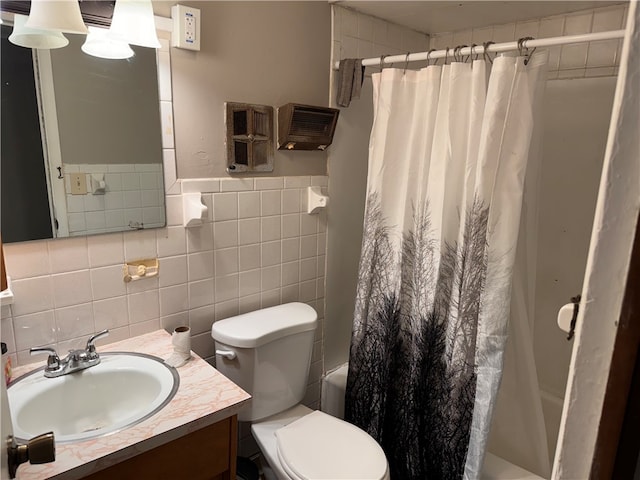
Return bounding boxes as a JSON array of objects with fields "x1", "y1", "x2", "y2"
[{"x1": 345, "y1": 52, "x2": 548, "y2": 479}]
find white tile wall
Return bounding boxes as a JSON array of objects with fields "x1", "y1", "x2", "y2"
[
  {"x1": 332, "y1": 5, "x2": 430, "y2": 76},
  {"x1": 332, "y1": 5, "x2": 620, "y2": 81},
  {"x1": 1, "y1": 175, "x2": 327, "y2": 414},
  {"x1": 64, "y1": 163, "x2": 165, "y2": 236},
  {"x1": 429, "y1": 4, "x2": 628, "y2": 80}
]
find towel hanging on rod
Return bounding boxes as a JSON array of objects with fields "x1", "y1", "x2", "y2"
[{"x1": 336, "y1": 58, "x2": 364, "y2": 107}]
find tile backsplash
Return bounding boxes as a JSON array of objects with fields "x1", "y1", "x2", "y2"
[{"x1": 1, "y1": 175, "x2": 326, "y2": 410}]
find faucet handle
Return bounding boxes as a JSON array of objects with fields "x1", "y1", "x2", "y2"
[
  {"x1": 30, "y1": 347, "x2": 60, "y2": 371},
  {"x1": 85, "y1": 329, "x2": 109, "y2": 353}
]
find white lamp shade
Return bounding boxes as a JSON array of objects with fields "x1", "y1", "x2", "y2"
[
  {"x1": 109, "y1": 0, "x2": 160, "y2": 49},
  {"x1": 9, "y1": 13, "x2": 69, "y2": 49},
  {"x1": 82, "y1": 26, "x2": 134, "y2": 59},
  {"x1": 25, "y1": 0, "x2": 88, "y2": 34}
]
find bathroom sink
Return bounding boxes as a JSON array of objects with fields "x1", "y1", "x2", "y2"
[{"x1": 7, "y1": 352, "x2": 179, "y2": 443}]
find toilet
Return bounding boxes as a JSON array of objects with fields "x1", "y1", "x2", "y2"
[{"x1": 211, "y1": 302, "x2": 389, "y2": 480}]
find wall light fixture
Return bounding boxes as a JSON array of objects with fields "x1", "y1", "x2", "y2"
[
  {"x1": 9, "y1": 13, "x2": 69, "y2": 49},
  {"x1": 109, "y1": 0, "x2": 160, "y2": 49},
  {"x1": 25, "y1": 0, "x2": 88, "y2": 34}
]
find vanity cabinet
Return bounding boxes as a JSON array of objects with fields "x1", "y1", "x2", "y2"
[{"x1": 82, "y1": 415, "x2": 237, "y2": 480}]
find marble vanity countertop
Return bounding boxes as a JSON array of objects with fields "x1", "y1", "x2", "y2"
[{"x1": 12, "y1": 330, "x2": 251, "y2": 480}]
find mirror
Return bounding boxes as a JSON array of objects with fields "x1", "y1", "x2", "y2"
[{"x1": 1, "y1": 24, "x2": 166, "y2": 243}]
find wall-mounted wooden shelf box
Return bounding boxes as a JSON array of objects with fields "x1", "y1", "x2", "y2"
[{"x1": 277, "y1": 103, "x2": 339, "y2": 151}]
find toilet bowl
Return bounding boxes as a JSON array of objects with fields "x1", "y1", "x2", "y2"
[
  {"x1": 211, "y1": 303, "x2": 389, "y2": 480},
  {"x1": 252, "y1": 404, "x2": 389, "y2": 480}
]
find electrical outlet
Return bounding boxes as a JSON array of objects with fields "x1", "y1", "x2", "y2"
[
  {"x1": 171, "y1": 5, "x2": 201, "y2": 51},
  {"x1": 185, "y1": 15, "x2": 195, "y2": 43},
  {"x1": 70, "y1": 173, "x2": 87, "y2": 195}
]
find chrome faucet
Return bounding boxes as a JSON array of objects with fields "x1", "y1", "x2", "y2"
[{"x1": 30, "y1": 330, "x2": 110, "y2": 378}]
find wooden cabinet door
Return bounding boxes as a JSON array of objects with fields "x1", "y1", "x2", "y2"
[{"x1": 84, "y1": 416, "x2": 238, "y2": 480}]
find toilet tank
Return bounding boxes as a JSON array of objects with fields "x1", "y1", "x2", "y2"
[{"x1": 211, "y1": 303, "x2": 318, "y2": 422}]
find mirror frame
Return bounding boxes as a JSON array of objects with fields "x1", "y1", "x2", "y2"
[{"x1": 155, "y1": 16, "x2": 180, "y2": 197}]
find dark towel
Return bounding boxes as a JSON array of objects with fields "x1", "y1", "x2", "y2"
[{"x1": 336, "y1": 58, "x2": 364, "y2": 107}]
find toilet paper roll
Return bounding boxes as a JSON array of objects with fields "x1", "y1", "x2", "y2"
[{"x1": 165, "y1": 326, "x2": 191, "y2": 367}]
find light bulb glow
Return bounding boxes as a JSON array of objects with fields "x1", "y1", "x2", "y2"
[{"x1": 82, "y1": 26, "x2": 135, "y2": 59}]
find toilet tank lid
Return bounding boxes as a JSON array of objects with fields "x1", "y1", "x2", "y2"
[{"x1": 211, "y1": 302, "x2": 318, "y2": 348}]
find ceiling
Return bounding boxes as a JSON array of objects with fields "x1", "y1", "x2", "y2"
[{"x1": 332, "y1": 1, "x2": 625, "y2": 34}]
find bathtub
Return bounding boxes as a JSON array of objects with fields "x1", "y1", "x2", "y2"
[
  {"x1": 322, "y1": 365, "x2": 545, "y2": 480},
  {"x1": 482, "y1": 452, "x2": 545, "y2": 479}
]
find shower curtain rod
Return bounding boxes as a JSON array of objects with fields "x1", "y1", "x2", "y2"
[{"x1": 332, "y1": 29, "x2": 626, "y2": 69}]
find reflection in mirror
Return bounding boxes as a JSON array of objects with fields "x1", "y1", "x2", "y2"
[{"x1": 1, "y1": 24, "x2": 166, "y2": 243}]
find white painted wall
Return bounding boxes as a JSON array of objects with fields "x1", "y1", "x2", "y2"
[{"x1": 155, "y1": 1, "x2": 331, "y2": 179}]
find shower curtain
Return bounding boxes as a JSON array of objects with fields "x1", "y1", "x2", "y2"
[
  {"x1": 345, "y1": 52, "x2": 548, "y2": 479},
  {"x1": 487, "y1": 116, "x2": 551, "y2": 477}
]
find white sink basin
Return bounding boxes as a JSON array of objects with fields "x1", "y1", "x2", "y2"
[{"x1": 8, "y1": 352, "x2": 179, "y2": 443}]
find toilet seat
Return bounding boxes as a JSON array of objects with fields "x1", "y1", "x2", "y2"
[{"x1": 275, "y1": 410, "x2": 389, "y2": 480}]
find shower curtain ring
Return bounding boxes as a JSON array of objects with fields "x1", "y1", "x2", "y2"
[
  {"x1": 444, "y1": 47, "x2": 450, "y2": 65},
  {"x1": 517, "y1": 37, "x2": 528, "y2": 56},
  {"x1": 518, "y1": 36, "x2": 537, "y2": 65},
  {"x1": 525, "y1": 45, "x2": 537, "y2": 65},
  {"x1": 453, "y1": 45, "x2": 460, "y2": 62},
  {"x1": 379, "y1": 54, "x2": 388, "y2": 70},
  {"x1": 470, "y1": 43, "x2": 479, "y2": 61},
  {"x1": 483, "y1": 41, "x2": 495, "y2": 64},
  {"x1": 461, "y1": 44, "x2": 471, "y2": 63},
  {"x1": 403, "y1": 52, "x2": 411, "y2": 74},
  {"x1": 426, "y1": 48, "x2": 437, "y2": 66},
  {"x1": 457, "y1": 45, "x2": 469, "y2": 63}
]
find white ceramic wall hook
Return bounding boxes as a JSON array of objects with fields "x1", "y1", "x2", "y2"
[
  {"x1": 91, "y1": 173, "x2": 107, "y2": 194},
  {"x1": 182, "y1": 192, "x2": 208, "y2": 227},
  {"x1": 307, "y1": 186, "x2": 329, "y2": 214}
]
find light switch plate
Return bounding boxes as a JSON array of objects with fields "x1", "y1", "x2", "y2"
[{"x1": 70, "y1": 173, "x2": 87, "y2": 195}]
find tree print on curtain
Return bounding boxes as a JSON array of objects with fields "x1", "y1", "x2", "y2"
[{"x1": 345, "y1": 192, "x2": 490, "y2": 480}]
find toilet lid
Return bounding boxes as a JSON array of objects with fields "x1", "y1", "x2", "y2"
[{"x1": 275, "y1": 411, "x2": 388, "y2": 480}]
